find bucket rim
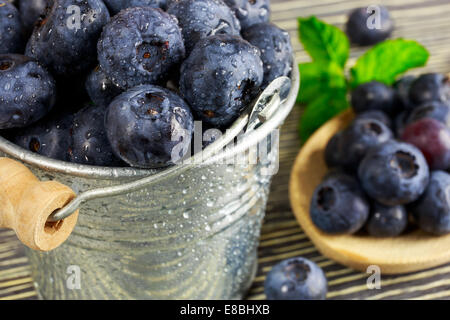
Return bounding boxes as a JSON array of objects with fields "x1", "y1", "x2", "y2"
[{"x1": 0, "y1": 62, "x2": 300, "y2": 179}]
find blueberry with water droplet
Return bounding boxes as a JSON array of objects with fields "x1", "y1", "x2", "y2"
[
  {"x1": 19, "y1": 0, "x2": 50, "y2": 36},
  {"x1": 85, "y1": 66, "x2": 123, "y2": 108},
  {"x1": 103, "y1": 0, "x2": 167, "y2": 15},
  {"x1": 167, "y1": 0, "x2": 241, "y2": 55},
  {"x1": 98, "y1": 7, "x2": 185, "y2": 89},
  {"x1": 180, "y1": 34, "x2": 263, "y2": 128},
  {"x1": 0, "y1": 0, "x2": 24, "y2": 54},
  {"x1": 242, "y1": 22, "x2": 293, "y2": 88},
  {"x1": 0, "y1": 54, "x2": 56, "y2": 129},
  {"x1": 105, "y1": 85, "x2": 194, "y2": 168},
  {"x1": 12, "y1": 110, "x2": 74, "y2": 161},
  {"x1": 25, "y1": 0, "x2": 110, "y2": 77},
  {"x1": 264, "y1": 257, "x2": 327, "y2": 300},
  {"x1": 223, "y1": 0, "x2": 270, "y2": 30},
  {"x1": 71, "y1": 104, "x2": 124, "y2": 166}
]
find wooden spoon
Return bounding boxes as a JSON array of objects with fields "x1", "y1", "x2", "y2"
[{"x1": 289, "y1": 109, "x2": 450, "y2": 274}]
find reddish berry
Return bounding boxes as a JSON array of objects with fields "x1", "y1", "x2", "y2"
[{"x1": 401, "y1": 118, "x2": 450, "y2": 170}]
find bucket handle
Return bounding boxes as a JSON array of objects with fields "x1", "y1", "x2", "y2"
[{"x1": 45, "y1": 77, "x2": 292, "y2": 222}]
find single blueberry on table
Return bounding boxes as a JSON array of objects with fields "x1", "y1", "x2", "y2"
[
  {"x1": 0, "y1": 54, "x2": 56, "y2": 129},
  {"x1": 71, "y1": 104, "x2": 124, "y2": 166},
  {"x1": 19, "y1": 0, "x2": 50, "y2": 36},
  {"x1": 346, "y1": 6, "x2": 394, "y2": 46},
  {"x1": 409, "y1": 171, "x2": 450, "y2": 235},
  {"x1": 310, "y1": 172, "x2": 369, "y2": 234},
  {"x1": 180, "y1": 34, "x2": 263, "y2": 128},
  {"x1": 167, "y1": 0, "x2": 241, "y2": 55},
  {"x1": 98, "y1": 7, "x2": 185, "y2": 90},
  {"x1": 0, "y1": 1, "x2": 24, "y2": 54},
  {"x1": 242, "y1": 22, "x2": 293, "y2": 88},
  {"x1": 12, "y1": 110, "x2": 74, "y2": 161},
  {"x1": 264, "y1": 257, "x2": 327, "y2": 300},
  {"x1": 356, "y1": 110, "x2": 393, "y2": 129},
  {"x1": 103, "y1": 0, "x2": 166, "y2": 15},
  {"x1": 409, "y1": 73, "x2": 450, "y2": 106},
  {"x1": 223, "y1": 0, "x2": 270, "y2": 30},
  {"x1": 85, "y1": 66, "x2": 123, "y2": 108},
  {"x1": 358, "y1": 140, "x2": 430, "y2": 206},
  {"x1": 105, "y1": 85, "x2": 194, "y2": 168},
  {"x1": 351, "y1": 81, "x2": 397, "y2": 115},
  {"x1": 25, "y1": 0, "x2": 110, "y2": 77},
  {"x1": 401, "y1": 118, "x2": 450, "y2": 171},
  {"x1": 366, "y1": 201, "x2": 408, "y2": 237},
  {"x1": 339, "y1": 118, "x2": 393, "y2": 170}
]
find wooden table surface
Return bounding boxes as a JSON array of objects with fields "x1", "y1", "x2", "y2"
[{"x1": 2, "y1": 0, "x2": 450, "y2": 300}]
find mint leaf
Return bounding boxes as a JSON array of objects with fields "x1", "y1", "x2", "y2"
[
  {"x1": 299, "y1": 89, "x2": 348, "y2": 142},
  {"x1": 297, "y1": 61, "x2": 347, "y2": 104},
  {"x1": 298, "y1": 16, "x2": 350, "y2": 68},
  {"x1": 350, "y1": 39, "x2": 429, "y2": 88}
]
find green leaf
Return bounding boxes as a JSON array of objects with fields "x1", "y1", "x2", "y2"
[
  {"x1": 297, "y1": 61, "x2": 347, "y2": 104},
  {"x1": 298, "y1": 16, "x2": 350, "y2": 68},
  {"x1": 299, "y1": 89, "x2": 349, "y2": 142},
  {"x1": 350, "y1": 39, "x2": 429, "y2": 88}
]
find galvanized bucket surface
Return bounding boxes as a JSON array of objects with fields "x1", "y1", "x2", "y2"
[{"x1": 0, "y1": 65, "x2": 299, "y2": 300}]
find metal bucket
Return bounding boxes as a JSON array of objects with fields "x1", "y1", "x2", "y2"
[{"x1": 0, "y1": 65, "x2": 299, "y2": 300}]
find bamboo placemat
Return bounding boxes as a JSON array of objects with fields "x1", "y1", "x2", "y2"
[{"x1": 1, "y1": 0, "x2": 450, "y2": 300}]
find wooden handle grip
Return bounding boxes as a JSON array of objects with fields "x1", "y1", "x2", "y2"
[{"x1": 0, "y1": 158, "x2": 79, "y2": 251}]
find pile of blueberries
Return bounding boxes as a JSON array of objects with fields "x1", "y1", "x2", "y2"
[
  {"x1": 0, "y1": 0, "x2": 294, "y2": 168},
  {"x1": 311, "y1": 73, "x2": 450, "y2": 237}
]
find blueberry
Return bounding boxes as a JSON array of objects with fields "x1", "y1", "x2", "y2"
[
  {"x1": 409, "y1": 73, "x2": 450, "y2": 106},
  {"x1": 12, "y1": 110, "x2": 74, "y2": 161},
  {"x1": 223, "y1": 0, "x2": 270, "y2": 30},
  {"x1": 242, "y1": 22, "x2": 293, "y2": 88},
  {"x1": 393, "y1": 75, "x2": 416, "y2": 111},
  {"x1": 264, "y1": 257, "x2": 327, "y2": 300},
  {"x1": 405, "y1": 101, "x2": 450, "y2": 128},
  {"x1": 19, "y1": 0, "x2": 50, "y2": 36},
  {"x1": 401, "y1": 118, "x2": 450, "y2": 170},
  {"x1": 351, "y1": 81, "x2": 397, "y2": 115},
  {"x1": 103, "y1": 0, "x2": 166, "y2": 15},
  {"x1": 355, "y1": 110, "x2": 393, "y2": 129},
  {"x1": 339, "y1": 118, "x2": 393, "y2": 170},
  {"x1": 395, "y1": 111, "x2": 409, "y2": 137},
  {"x1": 358, "y1": 140, "x2": 430, "y2": 206},
  {"x1": 105, "y1": 85, "x2": 194, "y2": 168},
  {"x1": 346, "y1": 6, "x2": 394, "y2": 46},
  {"x1": 409, "y1": 171, "x2": 450, "y2": 235},
  {"x1": 180, "y1": 34, "x2": 263, "y2": 128},
  {"x1": 167, "y1": 0, "x2": 241, "y2": 55},
  {"x1": 366, "y1": 201, "x2": 408, "y2": 237},
  {"x1": 310, "y1": 173, "x2": 369, "y2": 234},
  {"x1": 0, "y1": 54, "x2": 56, "y2": 129},
  {"x1": 0, "y1": 0, "x2": 24, "y2": 54},
  {"x1": 85, "y1": 66, "x2": 123, "y2": 108},
  {"x1": 25, "y1": 0, "x2": 109, "y2": 77},
  {"x1": 98, "y1": 7, "x2": 184, "y2": 90},
  {"x1": 324, "y1": 131, "x2": 344, "y2": 168},
  {"x1": 71, "y1": 104, "x2": 123, "y2": 166}
]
